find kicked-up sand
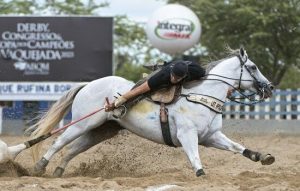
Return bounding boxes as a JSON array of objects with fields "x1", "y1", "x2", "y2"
[{"x1": 0, "y1": 129, "x2": 299, "y2": 191}]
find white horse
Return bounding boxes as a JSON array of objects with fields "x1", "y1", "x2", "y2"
[{"x1": 29, "y1": 48, "x2": 274, "y2": 177}]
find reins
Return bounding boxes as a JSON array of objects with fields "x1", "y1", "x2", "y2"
[
  {"x1": 184, "y1": 77, "x2": 263, "y2": 105},
  {"x1": 185, "y1": 55, "x2": 266, "y2": 106}
]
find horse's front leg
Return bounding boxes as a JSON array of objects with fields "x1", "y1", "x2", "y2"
[
  {"x1": 203, "y1": 131, "x2": 275, "y2": 165},
  {"x1": 176, "y1": 125, "x2": 205, "y2": 177}
]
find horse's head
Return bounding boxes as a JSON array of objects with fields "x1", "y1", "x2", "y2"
[{"x1": 236, "y1": 48, "x2": 274, "y2": 99}]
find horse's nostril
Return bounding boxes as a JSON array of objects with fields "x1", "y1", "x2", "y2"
[{"x1": 269, "y1": 85, "x2": 274, "y2": 90}]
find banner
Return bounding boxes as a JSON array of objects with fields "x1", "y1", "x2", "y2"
[
  {"x1": 0, "y1": 16, "x2": 113, "y2": 81},
  {"x1": 0, "y1": 82, "x2": 85, "y2": 101}
]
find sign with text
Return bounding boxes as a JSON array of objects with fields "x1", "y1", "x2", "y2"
[
  {"x1": 0, "y1": 82, "x2": 86, "y2": 100},
  {"x1": 0, "y1": 16, "x2": 113, "y2": 81}
]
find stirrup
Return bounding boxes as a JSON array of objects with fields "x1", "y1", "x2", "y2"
[{"x1": 112, "y1": 105, "x2": 127, "y2": 119}]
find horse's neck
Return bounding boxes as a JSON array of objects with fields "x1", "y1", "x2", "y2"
[
  {"x1": 183, "y1": 81, "x2": 230, "y2": 101},
  {"x1": 183, "y1": 58, "x2": 239, "y2": 101}
]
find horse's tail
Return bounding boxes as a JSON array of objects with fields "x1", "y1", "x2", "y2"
[{"x1": 28, "y1": 84, "x2": 86, "y2": 162}]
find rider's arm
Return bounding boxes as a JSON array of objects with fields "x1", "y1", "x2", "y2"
[
  {"x1": 114, "y1": 81, "x2": 150, "y2": 107},
  {"x1": 113, "y1": 67, "x2": 170, "y2": 108}
]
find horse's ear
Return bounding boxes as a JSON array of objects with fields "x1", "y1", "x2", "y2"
[{"x1": 239, "y1": 47, "x2": 245, "y2": 57}]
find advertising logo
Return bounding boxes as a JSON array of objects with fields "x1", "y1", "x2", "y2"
[{"x1": 155, "y1": 18, "x2": 195, "y2": 40}]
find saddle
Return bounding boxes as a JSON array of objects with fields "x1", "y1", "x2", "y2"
[
  {"x1": 150, "y1": 85, "x2": 179, "y2": 104},
  {"x1": 127, "y1": 78, "x2": 182, "y2": 119},
  {"x1": 120, "y1": 62, "x2": 181, "y2": 147}
]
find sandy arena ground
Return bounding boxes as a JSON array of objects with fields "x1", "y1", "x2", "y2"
[{"x1": 0, "y1": 130, "x2": 299, "y2": 191}]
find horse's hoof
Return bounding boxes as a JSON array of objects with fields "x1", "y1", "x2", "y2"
[
  {"x1": 53, "y1": 166, "x2": 65, "y2": 177},
  {"x1": 33, "y1": 157, "x2": 48, "y2": 176},
  {"x1": 196, "y1": 169, "x2": 205, "y2": 177},
  {"x1": 260, "y1": 154, "x2": 275, "y2": 165}
]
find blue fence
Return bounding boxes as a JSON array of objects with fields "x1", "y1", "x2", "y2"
[
  {"x1": 0, "y1": 89, "x2": 299, "y2": 134},
  {"x1": 0, "y1": 101, "x2": 72, "y2": 134},
  {"x1": 223, "y1": 89, "x2": 300, "y2": 120}
]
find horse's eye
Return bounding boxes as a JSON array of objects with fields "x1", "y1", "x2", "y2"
[{"x1": 251, "y1": 65, "x2": 257, "y2": 70}]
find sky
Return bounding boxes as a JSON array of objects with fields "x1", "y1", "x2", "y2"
[{"x1": 98, "y1": 0, "x2": 167, "y2": 22}]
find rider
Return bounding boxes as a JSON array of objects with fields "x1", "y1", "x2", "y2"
[{"x1": 105, "y1": 60, "x2": 206, "y2": 116}]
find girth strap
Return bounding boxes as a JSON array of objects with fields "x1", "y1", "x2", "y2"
[{"x1": 160, "y1": 103, "x2": 176, "y2": 147}]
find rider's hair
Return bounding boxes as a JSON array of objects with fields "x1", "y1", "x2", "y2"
[{"x1": 171, "y1": 61, "x2": 189, "y2": 77}]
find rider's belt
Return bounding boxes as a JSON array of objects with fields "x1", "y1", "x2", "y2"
[{"x1": 185, "y1": 94, "x2": 224, "y2": 114}]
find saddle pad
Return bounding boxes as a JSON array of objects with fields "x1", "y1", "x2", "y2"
[{"x1": 151, "y1": 86, "x2": 177, "y2": 104}]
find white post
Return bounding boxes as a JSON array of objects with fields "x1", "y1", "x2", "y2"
[
  {"x1": 298, "y1": 89, "x2": 300, "y2": 120},
  {"x1": 234, "y1": 103, "x2": 240, "y2": 119},
  {"x1": 286, "y1": 89, "x2": 292, "y2": 120},
  {"x1": 254, "y1": 95, "x2": 260, "y2": 119},
  {"x1": 0, "y1": 107, "x2": 2, "y2": 134},
  {"x1": 264, "y1": 98, "x2": 270, "y2": 120},
  {"x1": 225, "y1": 103, "x2": 231, "y2": 119},
  {"x1": 245, "y1": 103, "x2": 250, "y2": 120},
  {"x1": 275, "y1": 90, "x2": 281, "y2": 120}
]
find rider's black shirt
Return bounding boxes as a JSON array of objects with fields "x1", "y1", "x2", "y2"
[{"x1": 148, "y1": 61, "x2": 206, "y2": 91}]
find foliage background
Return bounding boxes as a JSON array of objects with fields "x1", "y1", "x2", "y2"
[
  {"x1": 167, "y1": 0, "x2": 300, "y2": 89},
  {"x1": 1, "y1": 0, "x2": 299, "y2": 88}
]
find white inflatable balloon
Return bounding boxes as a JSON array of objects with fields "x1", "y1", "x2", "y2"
[{"x1": 146, "y1": 4, "x2": 201, "y2": 55}]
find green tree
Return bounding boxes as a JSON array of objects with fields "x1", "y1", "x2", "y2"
[
  {"x1": 37, "y1": 0, "x2": 108, "y2": 15},
  {"x1": 278, "y1": 66, "x2": 300, "y2": 89},
  {"x1": 113, "y1": 16, "x2": 171, "y2": 81},
  {"x1": 0, "y1": 0, "x2": 37, "y2": 14},
  {"x1": 113, "y1": 16, "x2": 150, "y2": 71},
  {"x1": 168, "y1": 0, "x2": 300, "y2": 86},
  {"x1": 0, "y1": 0, "x2": 108, "y2": 15},
  {"x1": 115, "y1": 62, "x2": 149, "y2": 82}
]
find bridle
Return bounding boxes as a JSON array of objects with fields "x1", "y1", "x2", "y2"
[{"x1": 203, "y1": 55, "x2": 271, "y2": 105}]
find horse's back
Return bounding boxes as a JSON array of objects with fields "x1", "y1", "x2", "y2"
[
  {"x1": 71, "y1": 76, "x2": 134, "y2": 119},
  {"x1": 75, "y1": 76, "x2": 133, "y2": 100},
  {"x1": 84, "y1": 76, "x2": 134, "y2": 93}
]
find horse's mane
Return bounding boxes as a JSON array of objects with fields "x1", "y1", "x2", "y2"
[{"x1": 205, "y1": 47, "x2": 240, "y2": 74}]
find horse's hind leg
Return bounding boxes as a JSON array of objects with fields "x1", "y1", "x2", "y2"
[
  {"x1": 34, "y1": 115, "x2": 107, "y2": 175},
  {"x1": 53, "y1": 121, "x2": 122, "y2": 177},
  {"x1": 203, "y1": 131, "x2": 275, "y2": 165},
  {"x1": 33, "y1": 124, "x2": 87, "y2": 175}
]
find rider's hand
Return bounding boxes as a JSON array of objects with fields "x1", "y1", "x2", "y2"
[
  {"x1": 114, "y1": 96, "x2": 127, "y2": 107},
  {"x1": 104, "y1": 103, "x2": 115, "y2": 112},
  {"x1": 104, "y1": 96, "x2": 127, "y2": 112}
]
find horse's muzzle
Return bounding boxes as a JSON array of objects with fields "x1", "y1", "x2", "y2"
[{"x1": 256, "y1": 82, "x2": 274, "y2": 99}]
